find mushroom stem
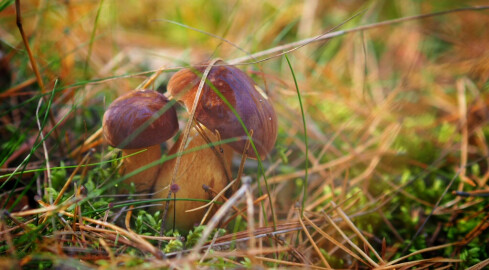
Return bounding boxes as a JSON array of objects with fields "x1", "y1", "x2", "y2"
[
  {"x1": 120, "y1": 145, "x2": 162, "y2": 194},
  {"x1": 153, "y1": 126, "x2": 234, "y2": 232}
]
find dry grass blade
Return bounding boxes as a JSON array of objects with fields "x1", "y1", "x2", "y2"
[
  {"x1": 138, "y1": 67, "x2": 166, "y2": 90},
  {"x1": 79, "y1": 224, "x2": 177, "y2": 241},
  {"x1": 208, "y1": 247, "x2": 291, "y2": 257},
  {"x1": 461, "y1": 211, "x2": 489, "y2": 244},
  {"x1": 331, "y1": 202, "x2": 384, "y2": 264},
  {"x1": 189, "y1": 176, "x2": 251, "y2": 259},
  {"x1": 378, "y1": 258, "x2": 461, "y2": 270},
  {"x1": 53, "y1": 151, "x2": 92, "y2": 206},
  {"x1": 457, "y1": 79, "x2": 471, "y2": 187},
  {"x1": 303, "y1": 215, "x2": 368, "y2": 265},
  {"x1": 185, "y1": 179, "x2": 236, "y2": 213},
  {"x1": 323, "y1": 212, "x2": 378, "y2": 267},
  {"x1": 297, "y1": 213, "x2": 331, "y2": 268},
  {"x1": 14, "y1": 0, "x2": 45, "y2": 93},
  {"x1": 466, "y1": 258, "x2": 489, "y2": 270},
  {"x1": 59, "y1": 210, "x2": 162, "y2": 258},
  {"x1": 70, "y1": 129, "x2": 102, "y2": 158},
  {"x1": 221, "y1": 194, "x2": 267, "y2": 227},
  {"x1": 350, "y1": 123, "x2": 400, "y2": 186},
  {"x1": 265, "y1": 150, "x2": 380, "y2": 186},
  {"x1": 254, "y1": 256, "x2": 330, "y2": 270},
  {"x1": 98, "y1": 238, "x2": 114, "y2": 261},
  {"x1": 0, "y1": 77, "x2": 36, "y2": 98},
  {"x1": 194, "y1": 122, "x2": 232, "y2": 182},
  {"x1": 10, "y1": 198, "x2": 78, "y2": 217},
  {"x1": 385, "y1": 243, "x2": 457, "y2": 266}
]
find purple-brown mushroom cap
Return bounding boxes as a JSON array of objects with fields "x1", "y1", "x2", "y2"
[
  {"x1": 167, "y1": 61, "x2": 277, "y2": 159},
  {"x1": 103, "y1": 90, "x2": 179, "y2": 149}
]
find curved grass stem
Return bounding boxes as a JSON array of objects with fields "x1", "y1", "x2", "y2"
[{"x1": 284, "y1": 54, "x2": 308, "y2": 217}]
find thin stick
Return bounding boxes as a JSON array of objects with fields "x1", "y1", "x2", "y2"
[{"x1": 15, "y1": 0, "x2": 45, "y2": 93}]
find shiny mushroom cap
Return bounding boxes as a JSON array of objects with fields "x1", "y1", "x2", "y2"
[
  {"x1": 103, "y1": 90, "x2": 179, "y2": 149},
  {"x1": 168, "y1": 61, "x2": 277, "y2": 159}
]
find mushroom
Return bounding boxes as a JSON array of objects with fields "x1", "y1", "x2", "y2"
[
  {"x1": 154, "y1": 60, "x2": 277, "y2": 231},
  {"x1": 103, "y1": 89, "x2": 179, "y2": 194},
  {"x1": 168, "y1": 60, "x2": 277, "y2": 158}
]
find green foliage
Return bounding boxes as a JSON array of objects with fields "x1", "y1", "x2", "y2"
[
  {"x1": 186, "y1": 225, "x2": 206, "y2": 248},
  {"x1": 134, "y1": 210, "x2": 161, "y2": 236},
  {"x1": 164, "y1": 236, "x2": 184, "y2": 253}
]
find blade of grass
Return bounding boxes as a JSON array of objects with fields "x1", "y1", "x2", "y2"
[
  {"x1": 303, "y1": 215, "x2": 368, "y2": 265},
  {"x1": 2, "y1": 82, "x2": 59, "y2": 210},
  {"x1": 285, "y1": 54, "x2": 308, "y2": 217},
  {"x1": 84, "y1": 0, "x2": 105, "y2": 78},
  {"x1": 297, "y1": 213, "x2": 331, "y2": 268}
]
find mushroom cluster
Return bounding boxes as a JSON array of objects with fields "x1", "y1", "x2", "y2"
[{"x1": 103, "y1": 61, "x2": 277, "y2": 231}]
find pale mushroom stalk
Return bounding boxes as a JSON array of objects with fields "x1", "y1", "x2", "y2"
[
  {"x1": 118, "y1": 147, "x2": 162, "y2": 193},
  {"x1": 154, "y1": 125, "x2": 234, "y2": 231}
]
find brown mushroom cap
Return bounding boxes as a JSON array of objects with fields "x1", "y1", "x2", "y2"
[
  {"x1": 103, "y1": 90, "x2": 179, "y2": 149},
  {"x1": 167, "y1": 61, "x2": 277, "y2": 159}
]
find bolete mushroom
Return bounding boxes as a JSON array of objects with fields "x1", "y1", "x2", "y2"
[
  {"x1": 168, "y1": 60, "x2": 277, "y2": 158},
  {"x1": 103, "y1": 89, "x2": 178, "y2": 194},
  {"x1": 154, "y1": 61, "x2": 277, "y2": 231}
]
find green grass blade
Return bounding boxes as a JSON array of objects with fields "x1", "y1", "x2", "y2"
[
  {"x1": 0, "y1": 0, "x2": 13, "y2": 12},
  {"x1": 284, "y1": 54, "x2": 308, "y2": 217},
  {"x1": 84, "y1": 0, "x2": 105, "y2": 78}
]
